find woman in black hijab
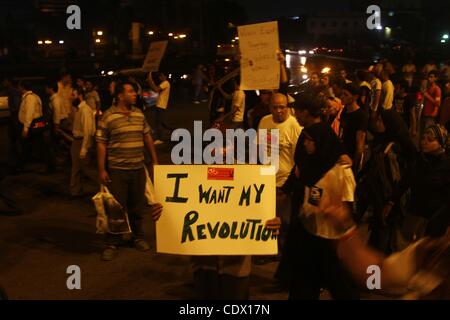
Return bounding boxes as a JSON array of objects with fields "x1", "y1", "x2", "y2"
[
  {"x1": 288, "y1": 122, "x2": 359, "y2": 300},
  {"x1": 356, "y1": 109, "x2": 417, "y2": 253}
]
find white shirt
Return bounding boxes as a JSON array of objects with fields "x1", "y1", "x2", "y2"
[
  {"x1": 231, "y1": 90, "x2": 245, "y2": 122},
  {"x1": 258, "y1": 115, "x2": 302, "y2": 187},
  {"x1": 381, "y1": 79, "x2": 395, "y2": 110},
  {"x1": 85, "y1": 90, "x2": 101, "y2": 111},
  {"x1": 299, "y1": 164, "x2": 356, "y2": 239},
  {"x1": 72, "y1": 101, "x2": 96, "y2": 155},
  {"x1": 18, "y1": 91, "x2": 43, "y2": 130},
  {"x1": 50, "y1": 93, "x2": 67, "y2": 125},
  {"x1": 370, "y1": 78, "x2": 382, "y2": 111},
  {"x1": 156, "y1": 80, "x2": 171, "y2": 110}
]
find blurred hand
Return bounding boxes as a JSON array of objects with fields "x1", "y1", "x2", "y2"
[
  {"x1": 338, "y1": 154, "x2": 353, "y2": 168},
  {"x1": 150, "y1": 203, "x2": 163, "y2": 222},
  {"x1": 99, "y1": 170, "x2": 111, "y2": 185}
]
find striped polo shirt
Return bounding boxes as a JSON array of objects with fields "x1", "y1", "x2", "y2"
[{"x1": 96, "y1": 105, "x2": 151, "y2": 170}]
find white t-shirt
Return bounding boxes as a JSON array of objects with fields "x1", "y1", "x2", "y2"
[
  {"x1": 231, "y1": 90, "x2": 245, "y2": 122},
  {"x1": 156, "y1": 80, "x2": 171, "y2": 110},
  {"x1": 381, "y1": 79, "x2": 395, "y2": 110},
  {"x1": 370, "y1": 78, "x2": 382, "y2": 110},
  {"x1": 258, "y1": 115, "x2": 302, "y2": 187},
  {"x1": 299, "y1": 164, "x2": 356, "y2": 239}
]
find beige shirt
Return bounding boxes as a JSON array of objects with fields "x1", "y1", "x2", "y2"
[
  {"x1": 50, "y1": 93, "x2": 67, "y2": 125},
  {"x1": 18, "y1": 91, "x2": 43, "y2": 130},
  {"x1": 156, "y1": 80, "x2": 171, "y2": 110},
  {"x1": 72, "y1": 101, "x2": 96, "y2": 155},
  {"x1": 85, "y1": 90, "x2": 101, "y2": 111}
]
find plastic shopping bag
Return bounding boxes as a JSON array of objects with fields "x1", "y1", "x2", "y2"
[{"x1": 92, "y1": 185, "x2": 132, "y2": 235}]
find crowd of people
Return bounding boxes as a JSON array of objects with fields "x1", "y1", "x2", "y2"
[{"x1": 0, "y1": 54, "x2": 449, "y2": 300}]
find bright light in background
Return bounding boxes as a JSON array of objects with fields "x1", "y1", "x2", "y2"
[
  {"x1": 59, "y1": 40, "x2": 64, "y2": 44},
  {"x1": 376, "y1": 25, "x2": 383, "y2": 30},
  {"x1": 286, "y1": 54, "x2": 292, "y2": 68},
  {"x1": 442, "y1": 39, "x2": 446, "y2": 43},
  {"x1": 44, "y1": 40, "x2": 52, "y2": 44},
  {"x1": 181, "y1": 74, "x2": 188, "y2": 79},
  {"x1": 291, "y1": 16, "x2": 300, "y2": 20},
  {"x1": 224, "y1": 58, "x2": 231, "y2": 62},
  {"x1": 321, "y1": 67, "x2": 331, "y2": 74},
  {"x1": 97, "y1": 31, "x2": 103, "y2": 36},
  {"x1": 301, "y1": 66, "x2": 308, "y2": 73},
  {"x1": 300, "y1": 56, "x2": 307, "y2": 65},
  {"x1": 168, "y1": 74, "x2": 172, "y2": 79},
  {"x1": 95, "y1": 39, "x2": 101, "y2": 43},
  {"x1": 179, "y1": 34, "x2": 186, "y2": 38},
  {"x1": 38, "y1": 41, "x2": 43, "y2": 45},
  {"x1": 443, "y1": 34, "x2": 449, "y2": 39},
  {"x1": 168, "y1": 33, "x2": 173, "y2": 37},
  {"x1": 148, "y1": 31, "x2": 154, "y2": 35},
  {"x1": 101, "y1": 70, "x2": 105, "y2": 75},
  {"x1": 388, "y1": 11, "x2": 394, "y2": 17},
  {"x1": 298, "y1": 50, "x2": 306, "y2": 55},
  {"x1": 107, "y1": 71, "x2": 114, "y2": 76},
  {"x1": 174, "y1": 36, "x2": 179, "y2": 39},
  {"x1": 309, "y1": 50, "x2": 314, "y2": 54},
  {"x1": 302, "y1": 75, "x2": 308, "y2": 80},
  {"x1": 385, "y1": 27, "x2": 392, "y2": 38},
  {"x1": 217, "y1": 45, "x2": 221, "y2": 48},
  {"x1": 231, "y1": 39, "x2": 235, "y2": 43},
  {"x1": 235, "y1": 36, "x2": 239, "y2": 40}
]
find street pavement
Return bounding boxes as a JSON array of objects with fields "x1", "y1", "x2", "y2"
[{"x1": 0, "y1": 95, "x2": 289, "y2": 300}]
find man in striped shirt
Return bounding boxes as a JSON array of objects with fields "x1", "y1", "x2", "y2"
[{"x1": 96, "y1": 81, "x2": 158, "y2": 261}]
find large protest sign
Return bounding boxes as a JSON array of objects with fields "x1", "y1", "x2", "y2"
[
  {"x1": 238, "y1": 21, "x2": 280, "y2": 90},
  {"x1": 155, "y1": 165, "x2": 277, "y2": 255},
  {"x1": 142, "y1": 40, "x2": 168, "y2": 72}
]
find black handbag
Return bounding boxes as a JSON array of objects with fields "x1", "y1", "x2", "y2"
[{"x1": 29, "y1": 116, "x2": 49, "y2": 135}]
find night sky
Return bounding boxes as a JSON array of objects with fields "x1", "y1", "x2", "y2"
[{"x1": 234, "y1": 0, "x2": 351, "y2": 21}]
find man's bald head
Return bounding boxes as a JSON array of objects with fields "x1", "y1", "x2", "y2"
[
  {"x1": 270, "y1": 93, "x2": 288, "y2": 107},
  {"x1": 270, "y1": 93, "x2": 290, "y2": 123}
]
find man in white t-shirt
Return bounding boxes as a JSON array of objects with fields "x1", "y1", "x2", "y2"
[
  {"x1": 380, "y1": 71, "x2": 394, "y2": 110},
  {"x1": 147, "y1": 71, "x2": 171, "y2": 145},
  {"x1": 258, "y1": 93, "x2": 302, "y2": 259}
]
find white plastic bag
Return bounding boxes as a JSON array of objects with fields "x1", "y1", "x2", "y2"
[{"x1": 92, "y1": 185, "x2": 132, "y2": 235}]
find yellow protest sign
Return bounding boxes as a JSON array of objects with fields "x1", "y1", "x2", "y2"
[
  {"x1": 155, "y1": 165, "x2": 277, "y2": 255},
  {"x1": 238, "y1": 21, "x2": 280, "y2": 90}
]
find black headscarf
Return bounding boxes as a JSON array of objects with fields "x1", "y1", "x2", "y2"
[
  {"x1": 372, "y1": 109, "x2": 417, "y2": 158},
  {"x1": 300, "y1": 122, "x2": 343, "y2": 186}
]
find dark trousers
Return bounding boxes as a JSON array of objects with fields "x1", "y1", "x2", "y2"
[
  {"x1": 105, "y1": 167, "x2": 146, "y2": 246},
  {"x1": 151, "y1": 106, "x2": 171, "y2": 141},
  {"x1": 288, "y1": 219, "x2": 360, "y2": 300},
  {"x1": 18, "y1": 128, "x2": 55, "y2": 171}
]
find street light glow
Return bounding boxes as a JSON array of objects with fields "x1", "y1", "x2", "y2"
[
  {"x1": 443, "y1": 34, "x2": 449, "y2": 39},
  {"x1": 148, "y1": 31, "x2": 154, "y2": 35},
  {"x1": 168, "y1": 33, "x2": 173, "y2": 37},
  {"x1": 174, "y1": 36, "x2": 179, "y2": 39},
  {"x1": 59, "y1": 40, "x2": 64, "y2": 44},
  {"x1": 44, "y1": 40, "x2": 52, "y2": 44},
  {"x1": 441, "y1": 39, "x2": 446, "y2": 43},
  {"x1": 97, "y1": 31, "x2": 103, "y2": 36},
  {"x1": 179, "y1": 34, "x2": 186, "y2": 38},
  {"x1": 38, "y1": 41, "x2": 43, "y2": 45},
  {"x1": 95, "y1": 39, "x2": 101, "y2": 43}
]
